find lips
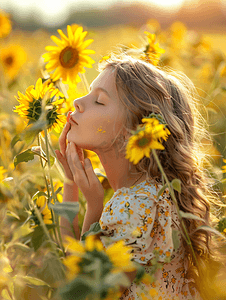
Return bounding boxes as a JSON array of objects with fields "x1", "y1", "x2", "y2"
[{"x1": 70, "y1": 116, "x2": 78, "y2": 125}]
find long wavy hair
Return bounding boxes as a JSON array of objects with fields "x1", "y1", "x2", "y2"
[{"x1": 99, "y1": 54, "x2": 226, "y2": 299}]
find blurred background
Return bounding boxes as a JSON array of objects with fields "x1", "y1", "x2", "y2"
[{"x1": 1, "y1": 0, "x2": 226, "y2": 31}]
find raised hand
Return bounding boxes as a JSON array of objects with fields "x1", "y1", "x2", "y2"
[
  {"x1": 55, "y1": 122, "x2": 84, "y2": 182},
  {"x1": 66, "y1": 141, "x2": 104, "y2": 208}
]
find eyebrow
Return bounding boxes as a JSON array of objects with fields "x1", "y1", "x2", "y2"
[{"x1": 89, "y1": 84, "x2": 110, "y2": 98}]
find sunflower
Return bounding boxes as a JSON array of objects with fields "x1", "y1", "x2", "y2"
[
  {"x1": 140, "y1": 32, "x2": 165, "y2": 66},
  {"x1": 63, "y1": 235, "x2": 136, "y2": 281},
  {"x1": 125, "y1": 117, "x2": 170, "y2": 165},
  {"x1": 0, "y1": 10, "x2": 12, "y2": 38},
  {"x1": 222, "y1": 159, "x2": 226, "y2": 173},
  {"x1": 0, "y1": 44, "x2": 27, "y2": 80},
  {"x1": 14, "y1": 78, "x2": 66, "y2": 133},
  {"x1": 42, "y1": 25, "x2": 95, "y2": 85},
  {"x1": 34, "y1": 196, "x2": 52, "y2": 225},
  {"x1": 0, "y1": 166, "x2": 7, "y2": 182}
]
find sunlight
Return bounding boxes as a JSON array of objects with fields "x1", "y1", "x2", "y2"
[{"x1": 143, "y1": 0, "x2": 184, "y2": 10}]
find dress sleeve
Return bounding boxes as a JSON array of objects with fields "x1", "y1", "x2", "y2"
[{"x1": 100, "y1": 184, "x2": 175, "y2": 265}]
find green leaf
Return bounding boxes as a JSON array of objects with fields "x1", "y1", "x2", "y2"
[
  {"x1": 59, "y1": 278, "x2": 92, "y2": 300},
  {"x1": 1, "y1": 289, "x2": 12, "y2": 300},
  {"x1": 31, "y1": 225, "x2": 50, "y2": 251},
  {"x1": 49, "y1": 155, "x2": 55, "y2": 167},
  {"x1": 6, "y1": 210, "x2": 20, "y2": 220},
  {"x1": 172, "y1": 229, "x2": 180, "y2": 251},
  {"x1": 13, "y1": 149, "x2": 35, "y2": 167},
  {"x1": 170, "y1": 179, "x2": 181, "y2": 193},
  {"x1": 157, "y1": 183, "x2": 168, "y2": 199},
  {"x1": 32, "y1": 191, "x2": 48, "y2": 202},
  {"x1": 12, "y1": 223, "x2": 34, "y2": 242},
  {"x1": 179, "y1": 210, "x2": 205, "y2": 222},
  {"x1": 133, "y1": 262, "x2": 145, "y2": 282},
  {"x1": 11, "y1": 134, "x2": 21, "y2": 148},
  {"x1": 81, "y1": 222, "x2": 102, "y2": 241},
  {"x1": 49, "y1": 202, "x2": 79, "y2": 224},
  {"x1": 22, "y1": 276, "x2": 50, "y2": 287},
  {"x1": 104, "y1": 271, "x2": 131, "y2": 287}
]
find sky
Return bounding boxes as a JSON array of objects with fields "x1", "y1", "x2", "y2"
[{"x1": 0, "y1": 0, "x2": 185, "y2": 27}]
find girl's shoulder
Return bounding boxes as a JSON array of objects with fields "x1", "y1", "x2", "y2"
[{"x1": 112, "y1": 177, "x2": 170, "y2": 203}]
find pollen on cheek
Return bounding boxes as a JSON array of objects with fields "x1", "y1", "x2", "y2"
[{"x1": 97, "y1": 125, "x2": 106, "y2": 133}]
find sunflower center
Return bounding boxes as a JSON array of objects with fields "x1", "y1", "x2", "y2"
[
  {"x1": 138, "y1": 137, "x2": 150, "y2": 147},
  {"x1": 59, "y1": 46, "x2": 79, "y2": 69},
  {"x1": 4, "y1": 56, "x2": 13, "y2": 66}
]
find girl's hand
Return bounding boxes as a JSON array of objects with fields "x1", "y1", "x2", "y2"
[
  {"x1": 66, "y1": 141, "x2": 104, "y2": 208},
  {"x1": 55, "y1": 122, "x2": 83, "y2": 182}
]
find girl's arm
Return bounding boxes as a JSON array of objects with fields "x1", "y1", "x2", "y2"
[
  {"x1": 55, "y1": 123, "x2": 82, "y2": 240},
  {"x1": 65, "y1": 142, "x2": 104, "y2": 238},
  {"x1": 56, "y1": 123, "x2": 104, "y2": 240}
]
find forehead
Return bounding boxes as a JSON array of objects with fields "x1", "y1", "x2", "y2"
[{"x1": 91, "y1": 68, "x2": 117, "y2": 97}]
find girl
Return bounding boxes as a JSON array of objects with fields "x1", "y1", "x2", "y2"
[{"x1": 55, "y1": 54, "x2": 226, "y2": 300}]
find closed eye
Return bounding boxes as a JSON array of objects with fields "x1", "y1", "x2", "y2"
[{"x1": 95, "y1": 101, "x2": 104, "y2": 105}]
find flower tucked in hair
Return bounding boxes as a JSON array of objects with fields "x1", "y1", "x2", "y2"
[
  {"x1": 42, "y1": 25, "x2": 95, "y2": 85},
  {"x1": 14, "y1": 78, "x2": 66, "y2": 133},
  {"x1": 125, "y1": 114, "x2": 170, "y2": 165}
]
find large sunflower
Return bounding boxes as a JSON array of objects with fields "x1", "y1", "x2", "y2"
[
  {"x1": 0, "y1": 10, "x2": 12, "y2": 38},
  {"x1": 42, "y1": 25, "x2": 95, "y2": 85},
  {"x1": 0, "y1": 45, "x2": 27, "y2": 80},
  {"x1": 125, "y1": 117, "x2": 170, "y2": 165},
  {"x1": 14, "y1": 78, "x2": 66, "y2": 133}
]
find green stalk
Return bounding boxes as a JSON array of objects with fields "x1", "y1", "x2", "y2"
[
  {"x1": 152, "y1": 149, "x2": 199, "y2": 269},
  {"x1": 44, "y1": 127, "x2": 65, "y2": 256},
  {"x1": 38, "y1": 133, "x2": 59, "y2": 245},
  {"x1": 38, "y1": 134, "x2": 50, "y2": 198}
]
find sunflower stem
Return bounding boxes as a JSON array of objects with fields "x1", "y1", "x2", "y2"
[
  {"x1": 38, "y1": 134, "x2": 50, "y2": 199},
  {"x1": 44, "y1": 127, "x2": 65, "y2": 255},
  {"x1": 151, "y1": 149, "x2": 200, "y2": 270},
  {"x1": 80, "y1": 73, "x2": 90, "y2": 94}
]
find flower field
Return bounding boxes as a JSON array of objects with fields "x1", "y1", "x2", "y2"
[{"x1": 1, "y1": 8, "x2": 226, "y2": 300}]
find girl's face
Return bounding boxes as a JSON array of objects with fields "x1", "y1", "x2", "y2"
[{"x1": 67, "y1": 68, "x2": 126, "y2": 152}]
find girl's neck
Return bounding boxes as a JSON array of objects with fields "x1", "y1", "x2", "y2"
[{"x1": 96, "y1": 147, "x2": 146, "y2": 191}]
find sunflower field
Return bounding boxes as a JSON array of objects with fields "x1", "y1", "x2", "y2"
[{"x1": 1, "y1": 7, "x2": 226, "y2": 300}]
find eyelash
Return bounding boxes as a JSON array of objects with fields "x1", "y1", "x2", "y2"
[{"x1": 95, "y1": 101, "x2": 104, "y2": 105}]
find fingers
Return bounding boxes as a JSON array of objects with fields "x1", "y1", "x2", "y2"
[
  {"x1": 68, "y1": 142, "x2": 89, "y2": 184},
  {"x1": 55, "y1": 149, "x2": 74, "y2": 181},
  {"x1": 59, "y1": 122, "x2": 71, "y2": 156}
]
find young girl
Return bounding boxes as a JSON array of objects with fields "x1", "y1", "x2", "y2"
[{"x1": 55, "y1": 55, "x2": 226, "y2": 300}]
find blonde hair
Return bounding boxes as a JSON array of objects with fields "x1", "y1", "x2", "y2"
[{"x1": 99, "y1": 54, "x2": 226, "y2": 299}]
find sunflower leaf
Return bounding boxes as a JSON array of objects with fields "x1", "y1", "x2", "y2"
[
  {"x1": 21, "y1": 276, "x2": 50, "y2": 287},
  {"x1": 81, "y1": 222, "x2": 102, "y2": 241},
  {"x1": 170, "y1": 179, "x2": 181, "y2": 193},
  {"x1": 157, "y1": 183, "x2": 168, "y2": 199},
  {"x1": 13, "y1": 149, "x2": 35, "y2": 167},
  {"x1": 49, "y1": 202, "x2": 79, "y2": 224},
  {"x1": 11, "y1": 134, "x2": 21, "y2": 148},
  {"x1": 172, "y1": 229, "x2": 180, "y2": 251},
  {"x1": 59, "y1": 277, "x2": 92, "y2": 300},
  {"x1": 179, "y1": 210, "x2": 205, "y2": 222}
]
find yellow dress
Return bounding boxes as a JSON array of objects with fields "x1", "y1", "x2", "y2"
[{"x1": 99, "y1": 178, "x2": 203, "y2": 300}]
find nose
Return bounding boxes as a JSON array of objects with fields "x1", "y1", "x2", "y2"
[{"x1": 73, "y1": 98, "x2": 84, "y2": 113}]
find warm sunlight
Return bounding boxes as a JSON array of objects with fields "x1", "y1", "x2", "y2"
[{"x1": 143, "y1": 0, "x2": 184, "y2": 10}]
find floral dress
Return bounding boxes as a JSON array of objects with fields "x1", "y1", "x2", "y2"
[{"x1": 99, "y1": 178, "x2": 203, "y2": 300}]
